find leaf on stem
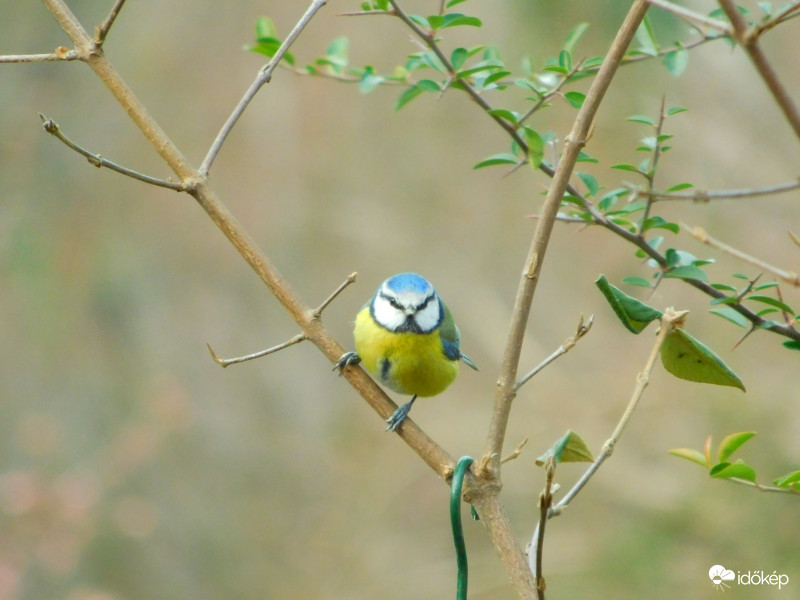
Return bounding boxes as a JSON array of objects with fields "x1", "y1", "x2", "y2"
[
  {"x1": 595, "y1": 275, "x2": 663, "y2": 333},
  {"x1": 536, "y1": 430, "x2": 594, "y2": 466},
  {"x1": 660, "y1": 327, "x2": 745, "y2": 390}
]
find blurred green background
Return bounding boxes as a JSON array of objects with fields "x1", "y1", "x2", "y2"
[{"x1": 1, "y1": 1, "x2": 798, "y2": 598}]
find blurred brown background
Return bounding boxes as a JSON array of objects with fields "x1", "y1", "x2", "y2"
[{"x1": 1, "y1": 1, "x2": 798, "y2": 599}]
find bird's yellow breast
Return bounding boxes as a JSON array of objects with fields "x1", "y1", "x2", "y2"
[{"x1": 353, "y1": 306, "x2": 459, "y2": 397}]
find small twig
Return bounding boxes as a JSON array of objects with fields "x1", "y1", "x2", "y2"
[
  {"x1": 633, "y1": 177, "x2": 800, "y2": 201},
  {"x1": 719, "y1": 0, "x2": 800, "y2": 140},
  {"x1": 313, "y1": 272, "x2": 358, "y2": 318},
  {"x1": 0, "y1": 48, "x2": 79, "y2": 62},
  {"x1": 207, "y1": 333, "x2": 307, "y2": 368},
  {"x1": 95, "y1": 0, "x2": 128, "y2": 46},
  {"x1": 527, "y1": 309, "x2": 677, "y2": 576},
  {"x1": 645, "y1": 0, "x2": 732, "y2": 34},
  {"x1": 337, "y1": 9, "x2": 395, "y2": 17},
  {"x1": 515, "y1": 315, "x2": 594, "y2": 391},
  {"x1": 39, "y1": 113, "x2": 185, "y2": 191},
  {"x1": 518, "y1": 58, "x2": 587, "y2": 127},
  {"x1": 500, "y1": 438, "x2": 528, "y2": 465},
  {"x1": 789, "y1": 230, "x2": 800, "y2": 248},
  {"x1": 639, "y1": 94, "x2": 667, "y2": 226},
  {"x1": 200, "y1": 0, "x2": 328, "y2": 175},
  {"x1": 724, "y1": 477, "x2": 800, "y2": 494},
  {"x1": 685, "y1": 224, "x2": 800, "y2": 286},
  {"x1": 534, "y1": 457, "x2": 556, "y2": 600},
  {"x1": 555, "y1": 309, "x2": 678, "y2": 514},
  {"x1": 754, "y1": 2, "x2": 800, "y2": 36}
]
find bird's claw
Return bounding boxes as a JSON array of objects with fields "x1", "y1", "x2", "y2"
[{"x1": 334, "y1": 351, "x2": 361, "y2": 372}]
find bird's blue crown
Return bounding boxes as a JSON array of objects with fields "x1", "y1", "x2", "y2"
[{"x1": 384, "y1": 272, "x2": 433, "y2": 295}]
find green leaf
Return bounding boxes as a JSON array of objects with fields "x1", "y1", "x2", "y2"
[
  {"x1": 325, "y1": 36, "x2": 349, "y2": 67},
  {"x1": 450, "y1": 47, "x2": 468, "y2": 70},
  {"x1": 635, "y1": 16, "x2": 659, "y2": 56},
  {"x1": 663, "y1": 47, "x2": 689, "y2": 77},
  {"x1": 669, "y1": 448, "x2": 709, "y2": 468},
  {"x1": 487, "y1": 108, "x2": 519, "y2": 125},
  {"x1": 642, "y1": 216, "x2": 680, "y2": 234},
  {"x1": 710, "y1": 460, "x2": 756, "y2": 482},
  {"x1": 664, "y1": 265, "x2": 708, "y2": 282},
  {"x1": 394, "y1": 85, "x2": 424, "y2": 111},
  {"x1": 611, "y1": 163, "x2": 643, "y2": 173},
  {"x1": 536, "y1": 430, "x2": 594, "y2": 465},
  {"x1": 753, "y1": 282, "x2": 779, "y2": 291},
  {"x1": 255, "y1": 16, "x2": 278, "y2": 41},
  {"x1": 710, "y1": 307, "x2": 749, "y2": 328},
  {"x1": 660, "y1": 327, "x2": 745, "y2": 390},
  {"x1": 595, "y1": 275, "x2": 663, "y2": 334},
  {"x1": 783, "y1": 340, "x2": 800, "y2": 351},
  {"x1": 564, "y1": 91, "x2": 585, "y2": 108},
  {"x1": 627, "y1": 115, "x2": 655, "y2": 126},
  {"x1": 577, "y1": 172, "x2": 599, "y2": 197},
  {"x1": 482, "y1": 70, "x2": 512, "y2": 87},
  {"x1": 563, "y1": 22, "x2": 590, "y2": 55},
  {"x1": 667, "y1": 105, "x2": 688, "y2": 116},
  {"x1": 623, "y1": 276, "x2": 653, "y2": 288},
  {"x1": 665, "y1": 182, "x2": 694, "y2": 192},
  {"x1": 446, "y1": 0, "x2": 469, "y2": 6},
  {"x1": 558, "y1": 49, "x2": 572, "y2": 71},
  {"x1": 577, "y1": 151, "x2": 599, "y2": 164},
  {"x1": 473, "y1": 153, "x2": 518, "y2": 169},
  {"x1": 407, "y1": 14, "x2": 430, "y2": 29},
  {"x1": 439, "y1": 14, "x2": 483, "y2": 29},
  {"x1": 718, "y1": 431, "x2": 756, "y2": 462},
  {"x1": 416, "y1": 79, "x2": 442, "y2": 92},
  {"x1": 746, "y1": 295, "x2": 794, "y2": 314},
  {"x1": 359, "y1": 67, "x2": 384, "y2": 93},
  {"x1": 773, "y1": 470, "x2": 800, "y2": 488},
  {"x1": 524, "y1": 128, "x2": 544, "y2": 169}
]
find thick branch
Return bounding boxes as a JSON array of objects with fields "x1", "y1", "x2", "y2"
[
  {"x1": 718, "y1": 0, "x2": 800, "y2": 140},
  {"x1": 39, "y1": 0, "x2": 456, "y2": 480},
  {"x1": 480, "y1": 0, "x2": 652, "y2": 477}
]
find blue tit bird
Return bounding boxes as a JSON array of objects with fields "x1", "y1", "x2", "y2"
[{"x1": 336, "y1": 272, "x2": 478, "y2": 431}]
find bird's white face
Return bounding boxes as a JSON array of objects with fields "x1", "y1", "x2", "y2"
[{"x1": 372, "y1": 277, "x2": 442, "y2": 333}]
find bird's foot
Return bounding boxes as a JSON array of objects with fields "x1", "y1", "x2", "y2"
[
  {"x1": 334, "y1": 351, "x2": 361, "y2": 372},
  {"x1": 385, "y1": 397, "x2": 416, "y2": 432}
]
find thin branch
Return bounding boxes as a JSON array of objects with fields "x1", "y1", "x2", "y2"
[
  {"x1": 313, "y1": 272, "x2": 358, "y2": 318},
  {"x1": 645, "y1": 0, "x2": 731, "y2": 34},
  {"x1": 39, "y1": 0, "x2": 458, "y2": 480},
  {"x1": 95, "y1": 0, "x2": 128, "y2": 46},
  {"x1": 526, "y1": 308, "x2": 676, "y2": 576},
  {"x1": 0, "y1": 48, "x2": 78, "y2": 62},
  {"x1": 480, "y1": 0, "x2": 652, "y2": 479},
  {"x1": 388, "y1": 1, "x2": 529, "y2": 153},
  {"x1": 633, "y1": 177, "x2": 800, "y2": 201},
  {"x1": 754, "y1": 1, "x2": 800, "y2": 37},
  {"x1": 684, "y1": 224, "x2": 800, "y2": 286},
  {"x1": 639, "y1": 94, "x2": 667, "y2": 226},
  {"x1": 534, "y1": 458, "x2": 555, "y2": 600},
  {"x1": 515, "y1": 314, "x2": 594, "y2": 391},
  {"x1": 39, "y1": 113, "x2": 185, "y2": 191},
  {"x1": 207, "y1": 334, "x2": 307, "y2": 368},
  {"x1": 718, "y1": 0, "x2": 800, "y2": 140},
  {"x1": 723, "y1": 476, "x2": 800, "y2": 494},
  {"x1": 199, "y1": 0, "x2": 328, "y2": 176},
  {"x1": 518, "y1": 59, "x2": 586, "y2": 128},
  {"x1": 553, "y1": 309, "x2": 677, "y2": 511},
  {"x1": 500, "y1": 438, "x2": 528, "y2": 465}
]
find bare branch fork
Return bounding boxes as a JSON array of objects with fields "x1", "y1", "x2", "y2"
[
  {"x1": 207, "y1": 272, "x2": 358, "y2": 367},
  {"x1": 526, "y1": 308, "x2": 678, "y2": 577},
  {"x1": 35, "y1": 0, "x2": 462, "y2": 482}
]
